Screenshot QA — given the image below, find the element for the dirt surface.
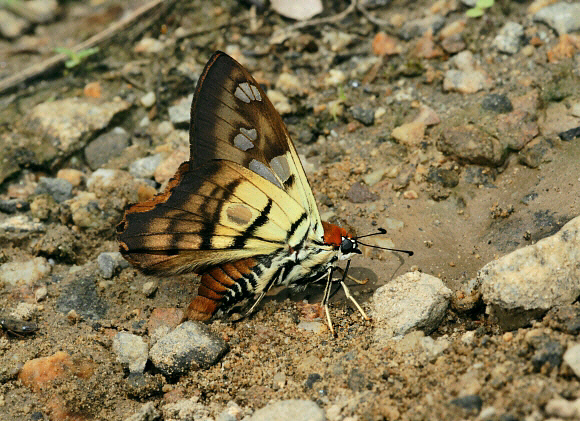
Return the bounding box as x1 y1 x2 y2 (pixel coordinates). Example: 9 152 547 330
1 0 580 420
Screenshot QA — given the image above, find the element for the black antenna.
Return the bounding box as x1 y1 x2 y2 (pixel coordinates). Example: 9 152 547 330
356 227 414 256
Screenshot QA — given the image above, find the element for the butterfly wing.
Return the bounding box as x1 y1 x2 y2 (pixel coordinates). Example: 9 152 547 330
118 159 311 274
189 52 324 240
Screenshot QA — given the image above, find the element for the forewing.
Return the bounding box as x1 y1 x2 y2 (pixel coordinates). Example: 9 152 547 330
117 161 310 275
189 51 324 240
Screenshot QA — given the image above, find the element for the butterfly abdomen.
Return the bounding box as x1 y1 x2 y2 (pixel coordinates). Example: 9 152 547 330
186 258 259 321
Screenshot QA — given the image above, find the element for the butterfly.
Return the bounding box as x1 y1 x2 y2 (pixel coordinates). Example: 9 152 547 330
117 51 409 335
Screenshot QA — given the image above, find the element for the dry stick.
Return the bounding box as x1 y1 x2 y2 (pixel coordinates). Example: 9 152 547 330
0 0 176 95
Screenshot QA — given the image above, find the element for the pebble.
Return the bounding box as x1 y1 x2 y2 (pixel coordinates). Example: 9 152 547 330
157 121 174 137
276 73 303 95
0 215 45 233
140 92 156 108
399 14 445 40
346 182 378 203
363 169 386 187
267 89 292 115
391 121 426 147
533 2 580 35
154 147 188 184
168 95 194 127
271 0 322 21
134 37 165 54
0 257 51 286
450 395 483 413
56 168 85 187
56 274 108 320
85 127 130 170
23 97 131 158
493 22 524 54
544 397 580 419
217 401 244 421
142 281 158 297
414 104 440 126
35 177 74 203
112 332 149 374
0 10 29 39
392 331 450 362
563 343 580 378
297 321 327 334
35 285 48 302
480 215 580 330
249 400 325 421
439 125 504 167
531 341 564 371
149 321 228 377
443 51 493 94
372 32 401 56
481 94 513 113
19 351 94 391
97 251 129 279
371 272 452 342
124 402 161 421
129 154 163 179
350 107 375 126
0 198 29 214
323 30 355 52
11 302 39 320
324 69 346 87
427 168 459 188
147 308 184 344
161 396 212 420
67 192 111 230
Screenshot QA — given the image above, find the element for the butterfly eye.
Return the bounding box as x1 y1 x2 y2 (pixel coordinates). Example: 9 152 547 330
340 237 354 253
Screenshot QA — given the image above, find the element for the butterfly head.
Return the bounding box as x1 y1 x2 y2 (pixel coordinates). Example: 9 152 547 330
322 222 361 260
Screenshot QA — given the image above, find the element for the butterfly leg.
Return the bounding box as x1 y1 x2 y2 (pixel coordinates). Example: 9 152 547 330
333 266 368 285
322 267 337 337
241 267 286 319
340 280 370 321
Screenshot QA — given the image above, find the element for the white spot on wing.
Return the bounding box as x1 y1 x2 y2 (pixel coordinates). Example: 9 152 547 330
270 155 291 183
240 127 257 141
250 85 262 101
235 86 251 103
249 159 282 188
234 133 254 151
239 82 255 100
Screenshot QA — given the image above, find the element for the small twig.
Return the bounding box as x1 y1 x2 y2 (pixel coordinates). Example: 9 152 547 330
0 0 177 95
356 2 393 29
270 0 358 44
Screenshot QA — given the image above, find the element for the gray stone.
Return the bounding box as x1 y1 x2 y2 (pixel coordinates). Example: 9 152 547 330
124 402 161 421
34 177 73 203
217 401 244 421
371 272 452 342
113 332 149 374
129 154 162 179
0 257 51 287
481 94 513 114
0 215 45 234
161 397 212 420
56 275 108 320
399 14 445 40
480 215 580 330
168 95 194 127
534 2 580 35
0 199 30 214
97 251 129 279
493 22 524 54
150 321 228 378
450 395 483 413
85 127 130 170
249 400 325 421
23 97 131 159
0 10 29 39
564 344 580 378
350 107 375 126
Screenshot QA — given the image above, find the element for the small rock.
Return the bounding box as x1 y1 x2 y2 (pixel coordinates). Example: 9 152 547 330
157 121 174 137
162 397 212 421
57 168 85 187
427 168 459 188
441 33 466 53
98 252 129 279
372 272 452 342
372 32 401 55
276 73 303 95
23 0 58 23
391 121 426 147
35 285 48 302
481 94 514 114
438 125 505 167
297 321 327 334
531 341 564 371
0 215 45 234
0 10 29 39
413 104 440 126
324 69 346 87
305 373 322 389
85 127 130 170
346 182 379 203
450 395 483 413
143 281 158 297
564 343 580 378
140 92 157 108
154 147 188 184
56 274 108 320
493 22 524 54
168 95 193 127
217 401 244 421
544 397 580 419
533 2 580 35
134 37 165 54
249 400 325 421
150 321 228 377
34 177 73 203
399 14 445 40
113 332 149 374
129 155 163 179
518 137 553 168
403 190 418 199
84 81 102 98
0 257 51 287
480 215 580 330
270 0 322 21
0 199 29 214
350 107 375 126
124 402 161 421
147 308 184 344
363 169 386 187
273 372 286 390
267 89 293 115
559 126 580 141
11 302 39 320
18 352 78 391
443 51 493 94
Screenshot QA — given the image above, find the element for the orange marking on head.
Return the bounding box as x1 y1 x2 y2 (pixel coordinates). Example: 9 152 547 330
321 221 349 247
